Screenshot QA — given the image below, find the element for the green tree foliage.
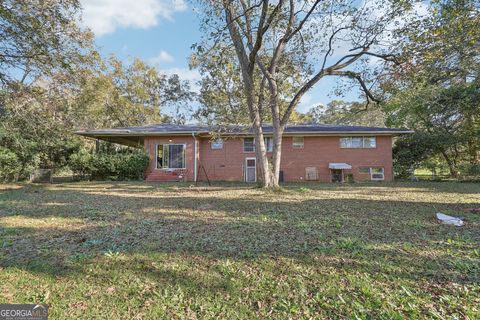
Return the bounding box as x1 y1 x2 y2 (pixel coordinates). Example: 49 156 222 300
0 54 193 179
0 0 194 181
382 0 480 177
0 146 21 181
392 0 479 85
0 28 193 180
304 100 387 126
0 88 82 178
0 0 92 87
393 132 451 178
75 56 194 129
0 0 91 179
192 43 307 125
68 150 93 178
386 82 479 177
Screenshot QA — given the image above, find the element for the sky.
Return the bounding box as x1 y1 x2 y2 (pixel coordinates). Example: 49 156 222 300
80 0 371 117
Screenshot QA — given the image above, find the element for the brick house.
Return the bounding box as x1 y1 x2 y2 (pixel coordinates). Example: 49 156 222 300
77 124 412 183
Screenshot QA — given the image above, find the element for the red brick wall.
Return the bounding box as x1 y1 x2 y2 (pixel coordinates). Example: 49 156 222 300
145 135 394 182
278 136 393 182
197 138 245 181
197 135 393 182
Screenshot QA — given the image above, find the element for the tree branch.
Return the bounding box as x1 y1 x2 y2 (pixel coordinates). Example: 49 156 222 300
328 70 379 103
284 0 323 42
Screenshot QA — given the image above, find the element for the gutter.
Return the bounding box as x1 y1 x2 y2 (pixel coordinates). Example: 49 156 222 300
192 132 198 182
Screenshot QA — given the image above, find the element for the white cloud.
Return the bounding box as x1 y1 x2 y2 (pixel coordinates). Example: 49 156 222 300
161 67 200 82
297 93 312 113
160 67 202 92
297 94 325 113
148 50 174 65
80 0 187 36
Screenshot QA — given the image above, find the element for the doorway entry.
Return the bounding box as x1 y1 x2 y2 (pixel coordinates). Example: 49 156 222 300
331 169 343 182
245 157 256 182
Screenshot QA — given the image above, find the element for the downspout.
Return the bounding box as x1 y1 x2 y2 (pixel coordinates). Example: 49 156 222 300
192 132 197 182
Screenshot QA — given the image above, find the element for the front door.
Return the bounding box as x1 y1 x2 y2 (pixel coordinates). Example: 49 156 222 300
245 158 256 182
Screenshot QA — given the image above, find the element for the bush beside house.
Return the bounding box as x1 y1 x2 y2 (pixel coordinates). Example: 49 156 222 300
69 150 150 181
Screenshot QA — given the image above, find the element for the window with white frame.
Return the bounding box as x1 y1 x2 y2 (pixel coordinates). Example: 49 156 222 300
211 139 224 149
264 137 273 152
156 144 186 169
243 137 273 152
359 167 384 180
292 136 304 148
370 167 384 180
340 137 376 148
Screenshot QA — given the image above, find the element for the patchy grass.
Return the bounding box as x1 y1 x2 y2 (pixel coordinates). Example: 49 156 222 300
0 181 479 319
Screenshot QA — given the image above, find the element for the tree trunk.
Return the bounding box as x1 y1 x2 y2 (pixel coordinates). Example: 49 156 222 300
270 123 283 188
267 76 283 188
222 2 273 187
441 150 458 178
252 123 272 187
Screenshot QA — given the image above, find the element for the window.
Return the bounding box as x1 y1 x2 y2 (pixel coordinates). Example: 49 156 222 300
211 139 224 150
243 137 273 152
156 144 186 169
340 137 376 148
363 137 376 148
370 167 384 180
246 159 256 167
243 138 255 152
351 137 363 148
359 167 384 180
264 137 273 152
340 137 350 148
292 136 304 148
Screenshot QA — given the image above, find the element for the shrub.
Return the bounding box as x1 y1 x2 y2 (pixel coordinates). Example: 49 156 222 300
0 147 21 181
69 150 93 178
69 149 149 180
90 153 119 180
459 163 480 177
117 152 150 180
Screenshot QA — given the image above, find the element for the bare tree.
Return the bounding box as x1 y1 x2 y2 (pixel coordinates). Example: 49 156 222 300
196 0 407 187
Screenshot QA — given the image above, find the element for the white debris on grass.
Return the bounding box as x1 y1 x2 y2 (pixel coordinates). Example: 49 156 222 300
436 212 464 227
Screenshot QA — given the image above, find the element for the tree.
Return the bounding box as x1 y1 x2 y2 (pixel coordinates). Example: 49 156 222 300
0 1 194 179
393 131 459 178
192 42 309 124
382 0 480 177
0 0 93 178
0 55 194 179
195 0 408 187
0 0 92 88
304 100 387 126
385 82 479 177
74 56 194 129
0 87 83 177
390 0 479 86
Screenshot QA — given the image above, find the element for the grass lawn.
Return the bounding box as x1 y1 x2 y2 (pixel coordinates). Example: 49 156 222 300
1 181 479 319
